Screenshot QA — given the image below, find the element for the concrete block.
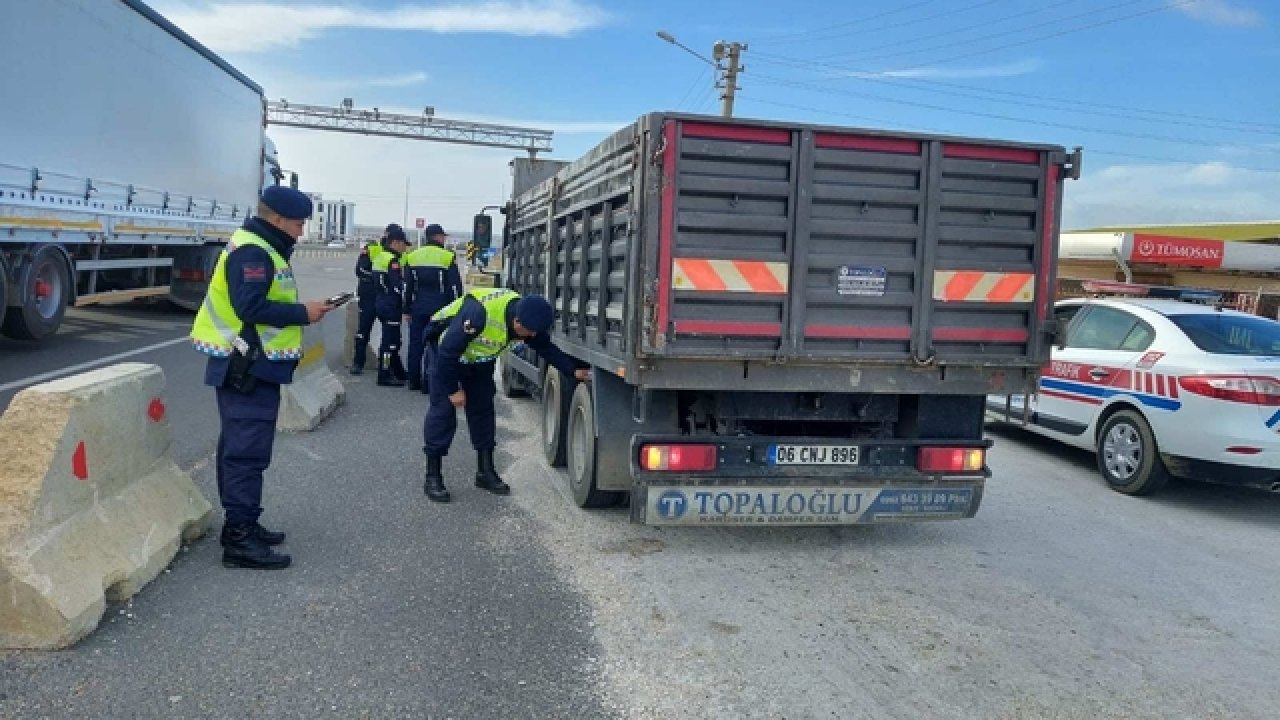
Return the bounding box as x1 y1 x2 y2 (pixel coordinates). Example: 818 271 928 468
278 317 345 432
0 363 212 650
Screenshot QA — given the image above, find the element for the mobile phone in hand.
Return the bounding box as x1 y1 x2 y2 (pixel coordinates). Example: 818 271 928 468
326 292 354 307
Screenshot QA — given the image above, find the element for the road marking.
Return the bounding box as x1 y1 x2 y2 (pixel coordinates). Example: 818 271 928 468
0 336 189 394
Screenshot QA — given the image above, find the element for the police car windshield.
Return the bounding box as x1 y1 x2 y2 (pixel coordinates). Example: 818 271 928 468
1169 313 1280 356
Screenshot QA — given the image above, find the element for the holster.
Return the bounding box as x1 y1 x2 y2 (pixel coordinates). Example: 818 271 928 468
224 339 261 394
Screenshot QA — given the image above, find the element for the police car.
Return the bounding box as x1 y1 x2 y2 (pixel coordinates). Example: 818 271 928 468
987 283 1280 495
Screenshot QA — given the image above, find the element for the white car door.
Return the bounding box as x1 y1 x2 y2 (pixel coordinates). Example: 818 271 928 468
1036 304 1157 443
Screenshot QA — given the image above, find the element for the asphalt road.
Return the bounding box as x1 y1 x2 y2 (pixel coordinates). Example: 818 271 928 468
2 250 1278 719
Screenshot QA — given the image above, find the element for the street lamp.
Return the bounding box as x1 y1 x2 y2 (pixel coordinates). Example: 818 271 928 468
655 30 716 66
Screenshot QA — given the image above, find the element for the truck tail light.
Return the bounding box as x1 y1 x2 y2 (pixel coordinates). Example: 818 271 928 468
1179 375 1280 406
640 444 717 472
917 447 985 474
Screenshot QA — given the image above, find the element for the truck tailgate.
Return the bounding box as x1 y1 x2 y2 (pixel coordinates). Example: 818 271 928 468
646 115 1070 367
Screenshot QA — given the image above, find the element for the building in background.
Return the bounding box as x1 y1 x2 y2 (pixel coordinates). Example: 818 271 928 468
1058 221 1280 318
302 193 356 245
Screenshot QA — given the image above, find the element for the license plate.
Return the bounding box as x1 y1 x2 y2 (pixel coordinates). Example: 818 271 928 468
644 486 977 526
769 444 859 466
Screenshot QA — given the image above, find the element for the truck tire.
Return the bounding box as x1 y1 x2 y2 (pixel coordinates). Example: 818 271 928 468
1097 409 1170 496
541 368 571 467
566 382 621 508
499 356 527 398
3 246 71 341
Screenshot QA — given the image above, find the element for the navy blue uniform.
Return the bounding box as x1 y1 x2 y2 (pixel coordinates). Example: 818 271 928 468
376 251 406 365
424 298 578 456
404 248 463 390
351 243 378 371
204 217 308 526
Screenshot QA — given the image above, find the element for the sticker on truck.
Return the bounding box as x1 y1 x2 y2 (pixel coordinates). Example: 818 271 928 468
836 265 887 297
644 486 977 526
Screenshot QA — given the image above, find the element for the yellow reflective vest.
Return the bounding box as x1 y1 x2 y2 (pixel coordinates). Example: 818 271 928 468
190 229 302 361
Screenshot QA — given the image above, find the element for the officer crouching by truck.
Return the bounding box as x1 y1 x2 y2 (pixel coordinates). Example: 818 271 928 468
421 289 588 502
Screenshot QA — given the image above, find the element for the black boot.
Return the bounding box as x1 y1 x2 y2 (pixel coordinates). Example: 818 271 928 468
351 338 368 375
221 523 291 569
377 353 404 387
220 522 285 547
390 354 408 383
407 377 422 392
424 455 450 502
475 450 510 495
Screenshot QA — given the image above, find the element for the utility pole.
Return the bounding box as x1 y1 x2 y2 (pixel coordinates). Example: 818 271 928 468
713 41 746 118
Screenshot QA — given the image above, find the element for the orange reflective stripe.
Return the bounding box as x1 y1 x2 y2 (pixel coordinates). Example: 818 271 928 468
934 270 1036 303
733 260 787 294
675 259 727 291
672 258 789 294
943 271 984 301
987 273 1034 302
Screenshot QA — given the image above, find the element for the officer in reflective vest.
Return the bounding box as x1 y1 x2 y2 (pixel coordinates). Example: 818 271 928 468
421 289 588 502
190 186 332 569
349 224 393 375
372 226 410 386
402 223 463 393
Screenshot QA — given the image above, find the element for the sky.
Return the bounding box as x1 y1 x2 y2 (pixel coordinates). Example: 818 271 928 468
150 0 1280 234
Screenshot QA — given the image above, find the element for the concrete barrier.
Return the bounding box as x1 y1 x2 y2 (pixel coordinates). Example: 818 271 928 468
278 317 345 432
0 363 212 650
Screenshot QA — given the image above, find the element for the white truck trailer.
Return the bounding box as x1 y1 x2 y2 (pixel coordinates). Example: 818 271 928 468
0 0 275 340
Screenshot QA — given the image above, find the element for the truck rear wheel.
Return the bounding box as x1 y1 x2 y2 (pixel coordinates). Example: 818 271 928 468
566 381 621 508
541 368 571 467
3 246 71 340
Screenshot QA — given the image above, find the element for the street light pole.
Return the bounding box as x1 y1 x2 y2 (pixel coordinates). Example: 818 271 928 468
657 31 746 118
714 41 746 118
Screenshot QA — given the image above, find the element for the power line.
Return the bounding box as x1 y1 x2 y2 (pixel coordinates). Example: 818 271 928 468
757 0 939 45
739 96 1280 175
750 56 1280 136
675 67 712 110
808 0 1078 61
870 0 1205 74
749 71 1280 155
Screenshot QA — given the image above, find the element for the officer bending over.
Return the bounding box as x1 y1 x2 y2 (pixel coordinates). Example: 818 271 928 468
422 289 587 502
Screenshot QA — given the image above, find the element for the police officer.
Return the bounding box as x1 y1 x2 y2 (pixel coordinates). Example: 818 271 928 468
402 223 463 393
349 224 393 374
191 186 332 569
421 289 588 502
372 226 410 386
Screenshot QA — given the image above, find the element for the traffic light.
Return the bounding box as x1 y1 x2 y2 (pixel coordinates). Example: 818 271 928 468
472 213 493 250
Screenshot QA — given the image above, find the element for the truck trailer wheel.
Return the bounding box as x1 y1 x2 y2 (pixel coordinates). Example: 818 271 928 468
566 382 621 508
0 254 10 326
3 246 71 340
541 368 572 467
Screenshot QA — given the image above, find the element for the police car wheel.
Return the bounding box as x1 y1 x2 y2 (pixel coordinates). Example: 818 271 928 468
566 382 617 508
541 368 570 467
1096 409 1169 496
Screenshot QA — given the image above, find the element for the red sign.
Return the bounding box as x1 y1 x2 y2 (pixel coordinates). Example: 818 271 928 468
1130 234 1224 268
415 217 425 229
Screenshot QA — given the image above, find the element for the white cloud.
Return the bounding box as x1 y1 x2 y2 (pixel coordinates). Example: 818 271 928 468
1063 161 1280 229
365 72 430 88
864 59 1044 80
153 1 610 53
1173 0 1264 27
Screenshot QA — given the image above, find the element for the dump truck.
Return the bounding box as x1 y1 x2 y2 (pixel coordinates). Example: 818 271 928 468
499 112 1080 526
0 0 276 340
